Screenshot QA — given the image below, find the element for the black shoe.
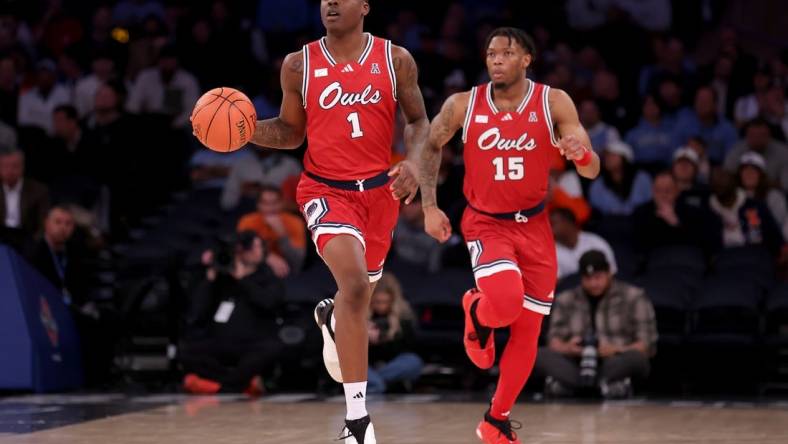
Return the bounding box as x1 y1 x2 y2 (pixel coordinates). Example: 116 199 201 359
314 298 342 382
600 378 633 399
338 415 376 444
477 409 522 443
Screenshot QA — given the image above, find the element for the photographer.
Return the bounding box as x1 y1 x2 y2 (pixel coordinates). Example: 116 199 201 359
535 251 657 399
180 231 285 395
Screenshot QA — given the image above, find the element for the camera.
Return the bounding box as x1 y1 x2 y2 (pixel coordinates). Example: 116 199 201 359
211 234 237 276
579 331 598 388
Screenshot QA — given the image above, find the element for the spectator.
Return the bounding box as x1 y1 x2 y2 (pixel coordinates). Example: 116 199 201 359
0 119 16 151
17 60 72 135
709 169 784 255
181 232 285 395
112 0 166 27
535 250 657 399
367 274 423 394
724 118 788 193
31 205 116 386
30 205 88 306
190 147 254 191
551 208 617 279
394 196 445 273
589 141 653 216
547 171 591 227
736 152 788 236
639 36 696 98
237 185 306 277
672 86 738 164
125 45 200 129
763 84 788 140
683 136 712 184
625 94 676 167
707 55 735 119
655 76 693 126
592 70 636 131
0 149 49 237
74 51 116 118
733 68 772 127
221 149 302 211
0 57 18 125
579 99 621 154
672 146 710 210
633 171 721 255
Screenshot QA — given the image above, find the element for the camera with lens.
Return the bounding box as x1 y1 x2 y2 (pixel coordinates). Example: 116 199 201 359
579 331 598 388
211 234 238 276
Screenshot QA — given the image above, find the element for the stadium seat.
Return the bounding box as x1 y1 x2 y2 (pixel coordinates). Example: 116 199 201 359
711 246 776 292
690 276 761 338
645 245 706 276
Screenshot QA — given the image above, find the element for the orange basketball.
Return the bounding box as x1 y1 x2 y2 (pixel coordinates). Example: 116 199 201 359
191 87 257 152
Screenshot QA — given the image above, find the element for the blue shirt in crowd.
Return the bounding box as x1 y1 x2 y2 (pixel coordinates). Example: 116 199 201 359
625 118 676 165
589 171 653 216
672 113 738 164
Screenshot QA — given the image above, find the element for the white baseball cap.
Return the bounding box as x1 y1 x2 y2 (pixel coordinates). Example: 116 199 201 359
673 146 700 166
604 140 634 162
740 151 766 171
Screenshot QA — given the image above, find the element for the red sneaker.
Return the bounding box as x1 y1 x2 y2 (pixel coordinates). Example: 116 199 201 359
462 289 495 369
244 376 264 398
476 411 522 444
183 373 221 394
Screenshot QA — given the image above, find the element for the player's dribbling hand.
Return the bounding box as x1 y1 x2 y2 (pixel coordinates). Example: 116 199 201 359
424 206 452 243
558 134 588 162
388 160 419 204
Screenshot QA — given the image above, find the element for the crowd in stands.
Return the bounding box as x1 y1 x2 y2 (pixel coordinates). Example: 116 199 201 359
1 0 787 394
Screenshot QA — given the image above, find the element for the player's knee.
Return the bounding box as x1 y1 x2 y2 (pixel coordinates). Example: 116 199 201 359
336 274 370 312
480 280 523 327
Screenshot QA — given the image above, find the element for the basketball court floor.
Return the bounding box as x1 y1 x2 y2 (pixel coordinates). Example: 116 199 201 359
1 394 787 443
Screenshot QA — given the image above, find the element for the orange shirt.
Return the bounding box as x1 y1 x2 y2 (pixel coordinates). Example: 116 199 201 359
548 187 591 226
237 211 307 256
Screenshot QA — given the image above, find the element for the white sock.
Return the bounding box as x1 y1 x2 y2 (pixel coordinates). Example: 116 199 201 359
331 309 336 331
343 381 368 420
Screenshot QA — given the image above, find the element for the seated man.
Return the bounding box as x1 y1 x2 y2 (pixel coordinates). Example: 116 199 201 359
0 148 49 253
236 185 306 277
551 207 617 279
181 232 286 395
633 171 722 256
535 251 657 398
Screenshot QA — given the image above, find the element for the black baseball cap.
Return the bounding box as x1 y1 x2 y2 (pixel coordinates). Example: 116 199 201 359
579 250 610 276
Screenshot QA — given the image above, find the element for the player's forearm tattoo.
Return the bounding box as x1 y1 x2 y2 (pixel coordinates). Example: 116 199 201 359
251 118 299 148
395 53 430 166
420 104 455 208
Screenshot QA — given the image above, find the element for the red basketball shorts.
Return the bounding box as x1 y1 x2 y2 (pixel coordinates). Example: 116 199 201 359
296 173 399 282
461 208 558 314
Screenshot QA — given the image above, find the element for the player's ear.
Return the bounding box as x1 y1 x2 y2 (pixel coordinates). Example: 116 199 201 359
522 53 533 70
362 0 370 17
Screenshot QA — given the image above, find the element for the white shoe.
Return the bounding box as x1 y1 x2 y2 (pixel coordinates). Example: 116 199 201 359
339 416 376 444
314 298 343 383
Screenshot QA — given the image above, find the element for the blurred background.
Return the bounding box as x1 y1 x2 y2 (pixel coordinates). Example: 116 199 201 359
0 0 787 399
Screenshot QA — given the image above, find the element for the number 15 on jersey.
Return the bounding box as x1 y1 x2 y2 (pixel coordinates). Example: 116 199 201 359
493 156 524 181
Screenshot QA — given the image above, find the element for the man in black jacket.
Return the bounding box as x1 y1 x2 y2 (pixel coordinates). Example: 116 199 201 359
180 231 286 395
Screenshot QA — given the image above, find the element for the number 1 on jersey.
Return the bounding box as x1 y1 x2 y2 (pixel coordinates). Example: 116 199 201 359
493 157 524 181
347 112 364 139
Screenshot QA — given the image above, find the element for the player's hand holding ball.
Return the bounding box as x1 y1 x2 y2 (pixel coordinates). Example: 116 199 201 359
424 205 452 243
191 87 257 152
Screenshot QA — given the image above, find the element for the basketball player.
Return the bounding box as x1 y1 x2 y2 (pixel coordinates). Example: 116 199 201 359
419 28 600 443
248 1 429 442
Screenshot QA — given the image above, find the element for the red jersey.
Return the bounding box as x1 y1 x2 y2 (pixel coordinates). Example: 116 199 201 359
462 81 560 214
301 33 397 180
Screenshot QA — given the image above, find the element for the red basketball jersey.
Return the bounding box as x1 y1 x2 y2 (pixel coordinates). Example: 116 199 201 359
462 81 560 213
301 34 397 180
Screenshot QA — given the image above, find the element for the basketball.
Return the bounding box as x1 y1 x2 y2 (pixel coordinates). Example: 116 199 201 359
191 87 257 152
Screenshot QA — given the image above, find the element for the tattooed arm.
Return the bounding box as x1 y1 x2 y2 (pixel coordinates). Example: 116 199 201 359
550 88 600 179
388 45 430 203
249 51 307 150
420 92 468 242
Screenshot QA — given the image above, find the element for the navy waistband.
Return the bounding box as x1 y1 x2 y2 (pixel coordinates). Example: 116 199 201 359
468 200 546 223
305 170 390 192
